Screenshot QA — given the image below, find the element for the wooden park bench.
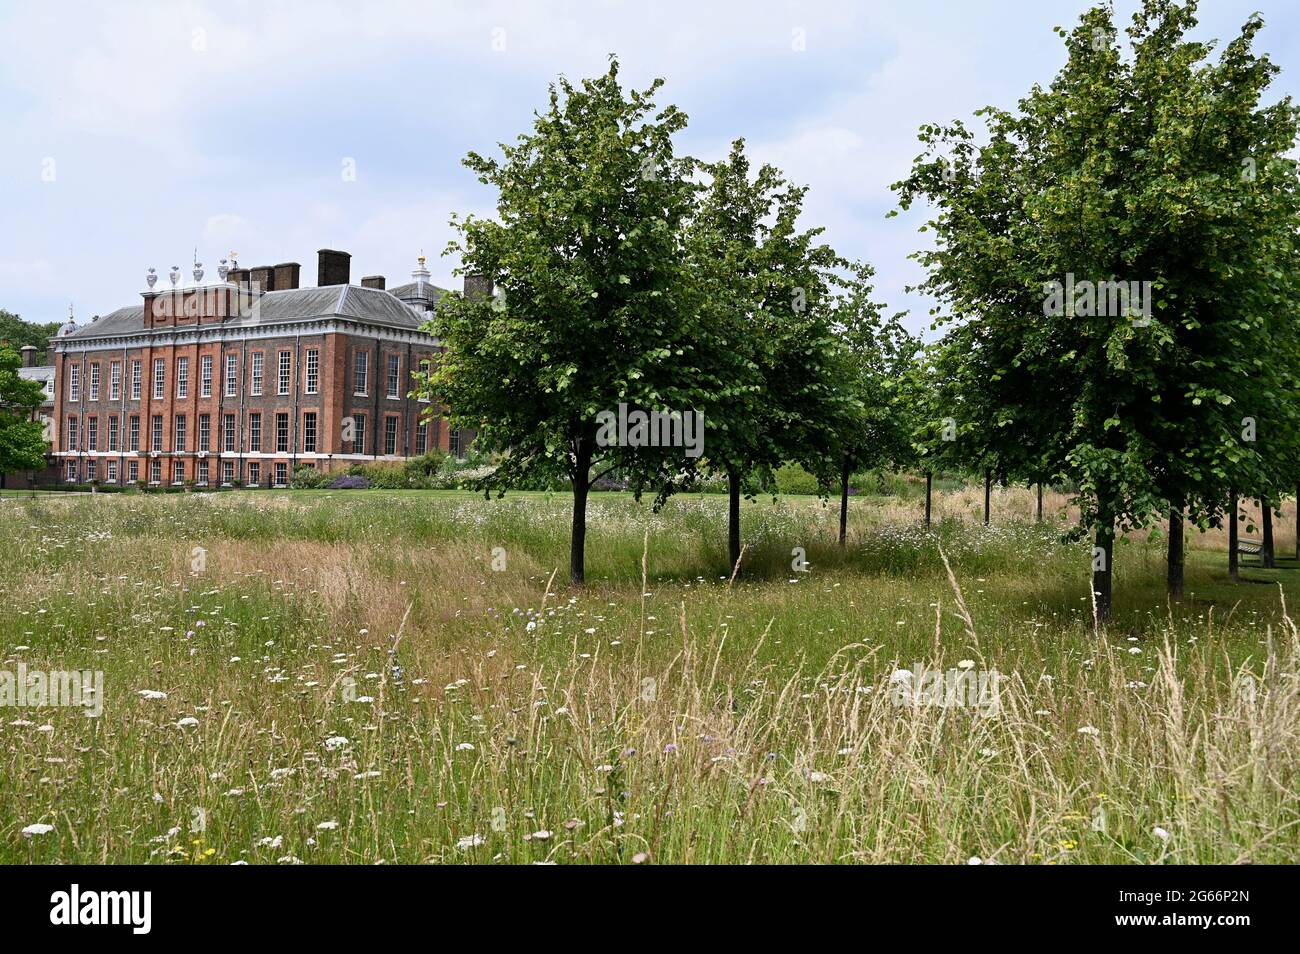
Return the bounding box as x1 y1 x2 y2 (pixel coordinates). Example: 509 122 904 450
1236 540 1264 564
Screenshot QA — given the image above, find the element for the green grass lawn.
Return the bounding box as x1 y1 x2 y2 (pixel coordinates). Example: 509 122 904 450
1 488 1297 863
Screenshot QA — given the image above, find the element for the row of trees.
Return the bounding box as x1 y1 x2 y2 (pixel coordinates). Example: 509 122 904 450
420 58 916 584
895 0 1300 620
423 1 1300 622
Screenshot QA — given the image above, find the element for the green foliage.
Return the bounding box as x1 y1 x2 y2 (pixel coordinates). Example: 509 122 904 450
0 346 49 477
687 139 848 492
424 58 706 501
0 310 59 352
772 462 821 496
821 262 920 482
290 465 328 490
894 0 1300 610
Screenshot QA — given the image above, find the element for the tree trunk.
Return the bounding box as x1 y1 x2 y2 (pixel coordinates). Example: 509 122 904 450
1262 495 1275 569
727 467 742 575
983 469 991 526
569 439 593 586
1036 483 1044 523
924 471 933 527
1166 506 1184 601
1093 514 1115 626
838 459 850 547
1295 483 1299 561
1228 490 1239 582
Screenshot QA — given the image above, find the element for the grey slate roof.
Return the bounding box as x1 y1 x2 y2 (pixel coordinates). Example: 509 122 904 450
18 366 55 405
61 284 437 340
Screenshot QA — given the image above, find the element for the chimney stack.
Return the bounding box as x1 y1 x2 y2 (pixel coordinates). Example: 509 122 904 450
361 275 386 290
464 275 493 300
249 266 276 293
273 262 301 290
20 345 37 368
227 267 250 290
317 249 351 287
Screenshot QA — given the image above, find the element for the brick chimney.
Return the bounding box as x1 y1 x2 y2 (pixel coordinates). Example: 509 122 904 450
317 249 351 287
227 267 250 289
273 262 301 290
249 266 276 293
361 275 386 290
20 345 37 368
464 275 493 300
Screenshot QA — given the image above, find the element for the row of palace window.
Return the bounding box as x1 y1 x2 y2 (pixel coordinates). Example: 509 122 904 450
66 350 313 401
66 349 433 404
63 411 446 458
65 456 292 488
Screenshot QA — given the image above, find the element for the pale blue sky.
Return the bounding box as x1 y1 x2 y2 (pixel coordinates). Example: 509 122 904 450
3 0 1297 338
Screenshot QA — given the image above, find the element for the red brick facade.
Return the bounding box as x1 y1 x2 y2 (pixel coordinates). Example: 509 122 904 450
52 279 472 487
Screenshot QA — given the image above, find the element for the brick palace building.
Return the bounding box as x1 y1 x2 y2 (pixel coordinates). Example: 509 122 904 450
50 249 478 488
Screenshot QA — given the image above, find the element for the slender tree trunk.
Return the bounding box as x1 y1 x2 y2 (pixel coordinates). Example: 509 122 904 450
838 459 850 547
983 469 991 526
1036 483 1044 523
1093 509 1115 625
569 439 593 586
1228 490 1239 582
1262 495 1276 568
727 467 742 575
1167 505 1184 601
924 471 932 527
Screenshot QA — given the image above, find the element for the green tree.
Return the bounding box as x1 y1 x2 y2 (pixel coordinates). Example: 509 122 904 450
420 59 710 585
0 310 59 354
894 0 1300 620
0 347 49 483
820 263 917 544
687 140 845 572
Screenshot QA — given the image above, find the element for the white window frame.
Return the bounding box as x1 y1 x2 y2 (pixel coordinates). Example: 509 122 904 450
354 351 368 396
386 354 400 399
384 416 398 455
305 349 319 395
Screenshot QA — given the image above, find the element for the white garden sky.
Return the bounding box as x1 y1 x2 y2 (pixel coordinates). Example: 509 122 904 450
3 0 1297 339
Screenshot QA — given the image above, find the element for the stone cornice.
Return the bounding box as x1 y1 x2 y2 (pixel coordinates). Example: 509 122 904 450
54 317 441 354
